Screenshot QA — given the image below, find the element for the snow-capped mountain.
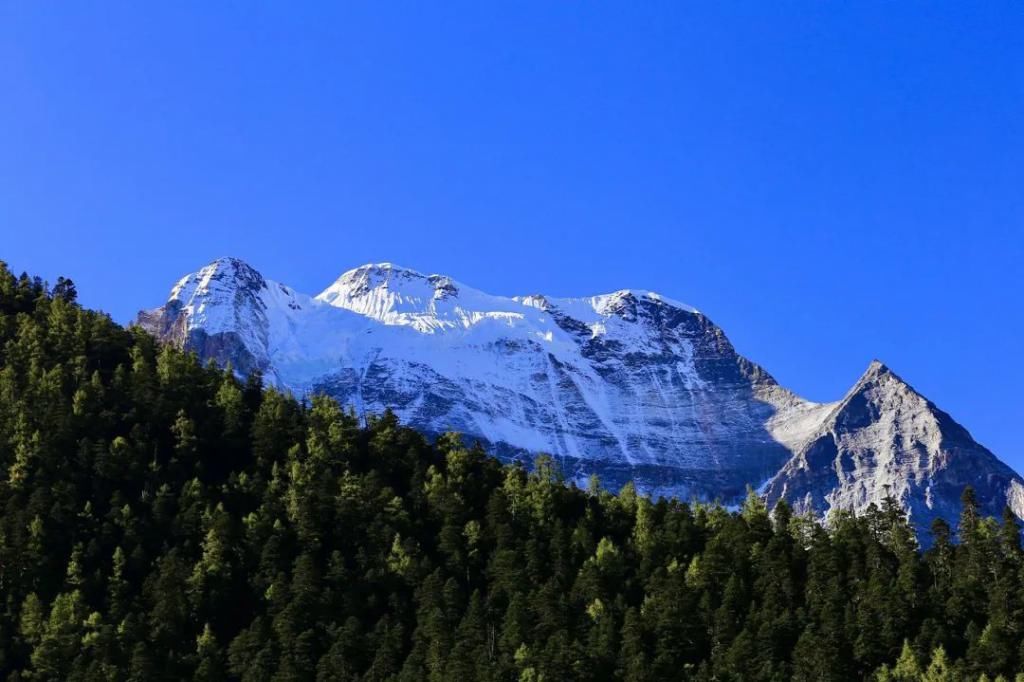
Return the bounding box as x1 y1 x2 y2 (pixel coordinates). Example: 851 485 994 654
138 258 1024 530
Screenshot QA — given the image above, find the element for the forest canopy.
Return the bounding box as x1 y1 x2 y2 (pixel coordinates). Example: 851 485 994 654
0 260 1021 681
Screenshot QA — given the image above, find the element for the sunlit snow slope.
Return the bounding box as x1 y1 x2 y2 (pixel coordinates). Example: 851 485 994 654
138 258 1024 530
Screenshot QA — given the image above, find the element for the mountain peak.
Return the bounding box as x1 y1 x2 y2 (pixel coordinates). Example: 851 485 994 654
346 262 423 277
333 262 430 282
199 256 265 282
169 257 266 303
866 357 888 373
314 263 466 327
827 360 925 432
601 289 698 314
862 358 892 379
846 359 920 401
208 255 258 270
763 355 1024 532
318 263 444 298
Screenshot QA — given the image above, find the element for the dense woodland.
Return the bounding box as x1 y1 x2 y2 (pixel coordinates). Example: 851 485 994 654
1 261 1023 681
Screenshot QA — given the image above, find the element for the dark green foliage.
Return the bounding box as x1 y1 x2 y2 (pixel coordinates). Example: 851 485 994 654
0 260 1022 681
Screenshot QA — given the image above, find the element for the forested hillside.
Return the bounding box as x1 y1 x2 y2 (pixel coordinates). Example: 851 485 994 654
1 260 1023 681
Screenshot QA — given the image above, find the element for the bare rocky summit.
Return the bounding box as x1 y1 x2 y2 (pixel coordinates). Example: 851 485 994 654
763 360 1024 531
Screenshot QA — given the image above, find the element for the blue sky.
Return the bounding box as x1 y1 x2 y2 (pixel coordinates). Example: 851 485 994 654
2 3 1022 469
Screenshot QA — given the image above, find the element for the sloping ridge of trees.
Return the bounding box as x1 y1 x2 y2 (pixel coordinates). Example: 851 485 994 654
0 260 1022 682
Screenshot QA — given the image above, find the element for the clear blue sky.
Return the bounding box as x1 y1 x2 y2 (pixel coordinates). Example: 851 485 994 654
2 3 1021 468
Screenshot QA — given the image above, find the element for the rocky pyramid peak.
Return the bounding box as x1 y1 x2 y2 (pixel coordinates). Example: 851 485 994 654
862 358 891 378
762 357 1023 534
825 360 938 435
850 359 903 389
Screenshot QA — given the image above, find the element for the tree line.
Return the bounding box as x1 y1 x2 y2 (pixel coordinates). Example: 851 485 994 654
0 260 1022 681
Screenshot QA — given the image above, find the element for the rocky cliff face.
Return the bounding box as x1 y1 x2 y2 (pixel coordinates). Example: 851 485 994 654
138 258 1024 531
